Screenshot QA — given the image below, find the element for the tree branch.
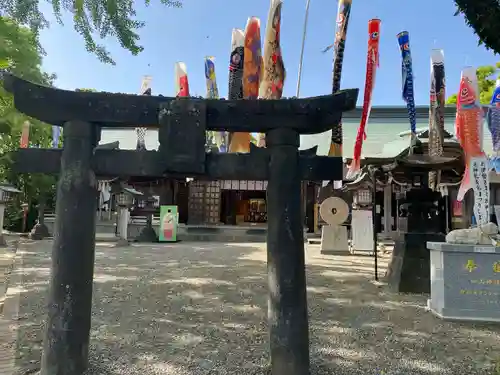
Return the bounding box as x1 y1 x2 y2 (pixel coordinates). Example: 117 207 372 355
454 0 500 54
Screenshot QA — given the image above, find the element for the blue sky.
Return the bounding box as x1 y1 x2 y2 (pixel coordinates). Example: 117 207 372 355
39 0 498 105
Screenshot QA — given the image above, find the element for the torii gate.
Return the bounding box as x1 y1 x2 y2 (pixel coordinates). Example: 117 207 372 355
4 73 357 375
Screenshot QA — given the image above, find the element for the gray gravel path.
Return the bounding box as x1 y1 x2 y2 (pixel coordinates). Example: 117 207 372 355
4 240 500 374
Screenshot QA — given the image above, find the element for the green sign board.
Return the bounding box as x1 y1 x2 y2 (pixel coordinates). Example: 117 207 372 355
159 205 178 242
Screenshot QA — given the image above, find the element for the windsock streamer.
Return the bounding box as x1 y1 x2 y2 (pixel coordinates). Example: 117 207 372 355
229 18 262 153
258 0 285 147
227 28 245 151
52 125 60 148
428 49 446 190
20 120 30 148
455 67 489 226
204 56 226 151
205 56 219 98
346 19 380 180
487 79 500 153
397 31 417 152
135 75 152 151
175 62 190 97
327 0 353 173
455 67 489 209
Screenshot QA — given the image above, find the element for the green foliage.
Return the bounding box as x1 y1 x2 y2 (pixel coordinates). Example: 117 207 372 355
1 0 182 64
0 16 56 230
454 0 500 54
446 62 500 105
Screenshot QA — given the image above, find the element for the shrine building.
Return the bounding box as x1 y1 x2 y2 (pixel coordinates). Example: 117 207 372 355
44 105 497 240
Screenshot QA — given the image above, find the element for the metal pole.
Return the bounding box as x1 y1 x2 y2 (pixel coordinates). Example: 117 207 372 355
296 0 311 97
372 170 378 281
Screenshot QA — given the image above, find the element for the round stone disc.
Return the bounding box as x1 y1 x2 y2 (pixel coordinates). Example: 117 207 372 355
320 197 349 225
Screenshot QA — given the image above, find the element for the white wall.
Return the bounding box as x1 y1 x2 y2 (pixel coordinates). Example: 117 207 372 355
100 129 159 150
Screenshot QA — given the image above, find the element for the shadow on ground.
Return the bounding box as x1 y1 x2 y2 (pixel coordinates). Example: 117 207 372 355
8 240 500 375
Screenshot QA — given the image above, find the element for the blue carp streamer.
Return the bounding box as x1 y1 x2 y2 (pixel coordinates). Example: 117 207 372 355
397 31 417 147
488 82 500 173
487 82 500 152
204 57 226 151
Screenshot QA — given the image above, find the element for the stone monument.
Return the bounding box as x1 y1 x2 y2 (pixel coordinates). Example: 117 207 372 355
427 241 500 322
320 196 349 255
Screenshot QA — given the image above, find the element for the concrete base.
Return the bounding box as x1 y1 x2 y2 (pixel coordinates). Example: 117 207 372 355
0 234 6 247
320 225 349 255
115 238 130 247
427 242 500 322
428 303 500 323
29 223 50 240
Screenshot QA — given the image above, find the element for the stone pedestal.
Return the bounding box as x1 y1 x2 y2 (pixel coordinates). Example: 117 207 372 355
351 209 374 254
116 207 129 246
427 242 500 322
386 232 445 293
320 225 349 255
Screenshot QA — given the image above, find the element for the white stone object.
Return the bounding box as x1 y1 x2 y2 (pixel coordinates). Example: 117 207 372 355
445 222 498 245
427 241 500 322
320 225 349 255
319 197 349 225
118 207 129 241
351 209 374 253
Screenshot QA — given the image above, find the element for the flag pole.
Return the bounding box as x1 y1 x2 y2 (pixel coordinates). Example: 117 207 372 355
296 0 311 97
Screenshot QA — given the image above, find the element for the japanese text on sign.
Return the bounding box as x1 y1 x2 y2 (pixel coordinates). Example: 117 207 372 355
470 157 490 226
464 260 500 273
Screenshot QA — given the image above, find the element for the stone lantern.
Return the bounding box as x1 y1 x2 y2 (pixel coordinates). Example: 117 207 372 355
115 187 142 246
353 188 372 208
0 184 22 246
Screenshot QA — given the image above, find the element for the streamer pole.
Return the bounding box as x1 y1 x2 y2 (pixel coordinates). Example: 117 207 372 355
296 0 312 97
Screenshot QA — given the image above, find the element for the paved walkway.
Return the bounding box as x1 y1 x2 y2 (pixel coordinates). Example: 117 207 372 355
2 241 500 374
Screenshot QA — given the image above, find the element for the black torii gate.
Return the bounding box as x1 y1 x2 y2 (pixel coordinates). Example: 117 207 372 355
4 74 358 375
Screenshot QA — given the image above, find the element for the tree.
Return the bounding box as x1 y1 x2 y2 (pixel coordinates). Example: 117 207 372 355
1 0 182 64
1 16 56 230
454 0 500 54
446 62 500 105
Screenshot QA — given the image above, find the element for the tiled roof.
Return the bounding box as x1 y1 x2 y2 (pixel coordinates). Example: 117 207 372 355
301 105 494 157
99 105 494 157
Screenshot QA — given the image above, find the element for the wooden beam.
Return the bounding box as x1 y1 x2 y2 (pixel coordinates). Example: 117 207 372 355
3 74 358 133
13 149 344 181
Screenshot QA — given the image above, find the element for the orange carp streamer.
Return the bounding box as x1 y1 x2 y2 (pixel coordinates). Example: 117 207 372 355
346 19 380 179
456 67 485 201
229 17 262 153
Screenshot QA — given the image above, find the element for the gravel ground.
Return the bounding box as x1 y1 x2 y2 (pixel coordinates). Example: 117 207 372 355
5 240 500 375
0 238 19 310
